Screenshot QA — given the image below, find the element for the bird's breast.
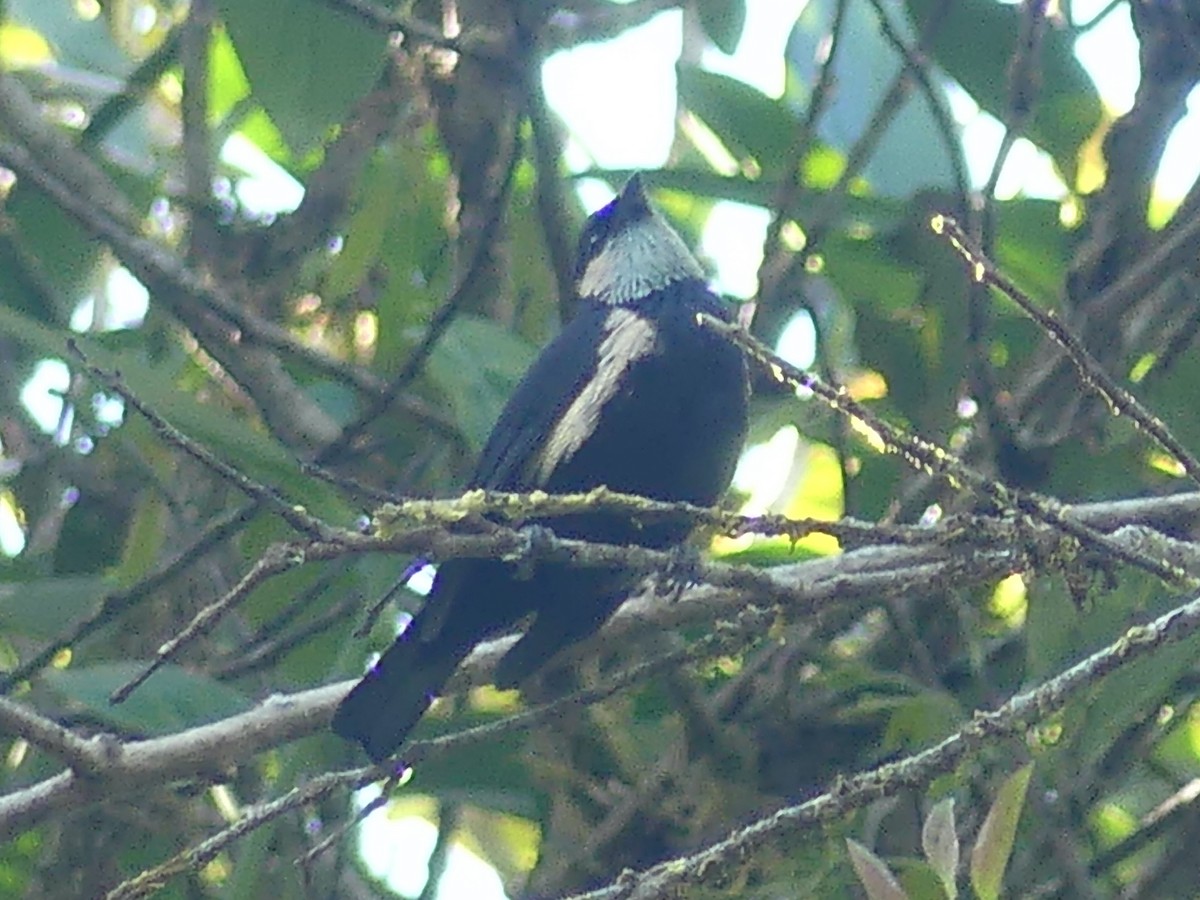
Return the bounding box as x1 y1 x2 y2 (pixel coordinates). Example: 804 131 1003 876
542 294 748 548
535 307 659 483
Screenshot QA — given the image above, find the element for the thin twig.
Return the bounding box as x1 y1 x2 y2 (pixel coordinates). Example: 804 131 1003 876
760 0 850 261
68 341 334 541
0 502 259 694
5 499 1197 838
564 588 1200 899
933 214 1200 491
80 31 181 146
109 543 308 703
107 605 771 898
212 594 364 680
700 313 1196 589
313 128 524 464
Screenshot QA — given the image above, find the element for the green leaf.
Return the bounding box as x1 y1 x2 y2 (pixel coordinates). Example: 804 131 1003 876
112 492 168 586
427 316 538 454
905 0 1101 180
1 186 104 318
101 351 350 523
881 691 962 753
214 0 387 155
0 576 108 639
405 710 543 819
970 763 1033 900
993 199 1071 303
677 67 797 174
697 0 747 55
208 26 251 121
44 662 253 736
0 303 351 523
847 838 910 900
921 797 959 899
893 858 957 900
1070 611 1200 785
8 0 132 76
0 303 74 359
324 150 409 300
787 0 959 197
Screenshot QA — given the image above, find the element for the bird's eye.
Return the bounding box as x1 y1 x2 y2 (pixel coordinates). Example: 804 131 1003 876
579 223 605 259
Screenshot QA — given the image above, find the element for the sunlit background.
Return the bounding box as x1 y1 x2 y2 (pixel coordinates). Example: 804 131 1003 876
5 0 1200 895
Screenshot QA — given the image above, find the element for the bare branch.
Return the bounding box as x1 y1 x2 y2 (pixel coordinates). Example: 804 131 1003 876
934 214 1200 491
564 588 1200 899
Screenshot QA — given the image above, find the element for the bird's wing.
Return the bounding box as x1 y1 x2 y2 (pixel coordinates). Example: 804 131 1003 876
472 304 657 491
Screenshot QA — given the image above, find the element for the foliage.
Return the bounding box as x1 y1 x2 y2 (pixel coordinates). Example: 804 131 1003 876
2 1 1200 898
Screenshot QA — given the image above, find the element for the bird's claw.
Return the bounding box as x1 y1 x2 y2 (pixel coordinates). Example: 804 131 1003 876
511 523 556 580
655 543 702 602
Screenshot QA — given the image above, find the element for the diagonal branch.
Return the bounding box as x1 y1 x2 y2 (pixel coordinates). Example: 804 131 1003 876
563 587 1200 900
3 492 1199 838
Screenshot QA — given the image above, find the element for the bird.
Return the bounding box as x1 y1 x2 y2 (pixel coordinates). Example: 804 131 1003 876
332 173 750 762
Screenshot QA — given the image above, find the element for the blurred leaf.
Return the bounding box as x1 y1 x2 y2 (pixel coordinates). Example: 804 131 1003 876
786 0 959 197
714 538 826 567
1024 577 1081 680
306 379 360 429
238 558 393 685
881 691 962 753
0 302 73 357
427 315 538 454
366 143 451 370
214 0 386 155
8 0 131 75
208 26 251 120
993 199 1071 303
508 178 566 343
1070 615 1200 786
405 711 543 819
0 23 53 68
44 662 252 736
1152 712 1200 783
1027 570 1161 706
821 234 923 314
970 763 1032 900
893 858 957 900
102 353 350 522
229 106 294 169
114 490 168 586
905 0 1101 180
677 67 797 174
324 149 409 300
2 186 105 317
921 797 958 899
847 838 909 900
0 576 107 639
457 806 541 888
697 0 747 55
0 303 351 524
1138 349 1200 470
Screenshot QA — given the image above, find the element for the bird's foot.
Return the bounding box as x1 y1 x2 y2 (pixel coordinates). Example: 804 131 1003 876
510 523 557 580
655 543 703 602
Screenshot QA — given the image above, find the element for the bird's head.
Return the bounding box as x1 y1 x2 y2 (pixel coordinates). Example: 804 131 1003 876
574 174 704 305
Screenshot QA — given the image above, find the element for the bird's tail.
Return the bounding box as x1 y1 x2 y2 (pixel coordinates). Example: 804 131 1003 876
332 630 469 763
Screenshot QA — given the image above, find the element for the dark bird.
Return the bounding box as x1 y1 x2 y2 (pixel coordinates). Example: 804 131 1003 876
332 174 749 762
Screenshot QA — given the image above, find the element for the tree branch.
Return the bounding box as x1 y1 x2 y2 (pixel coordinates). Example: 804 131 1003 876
6 489 1197 837
564 588 1200 899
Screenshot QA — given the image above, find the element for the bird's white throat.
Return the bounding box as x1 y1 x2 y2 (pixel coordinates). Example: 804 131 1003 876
578 216 704 305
